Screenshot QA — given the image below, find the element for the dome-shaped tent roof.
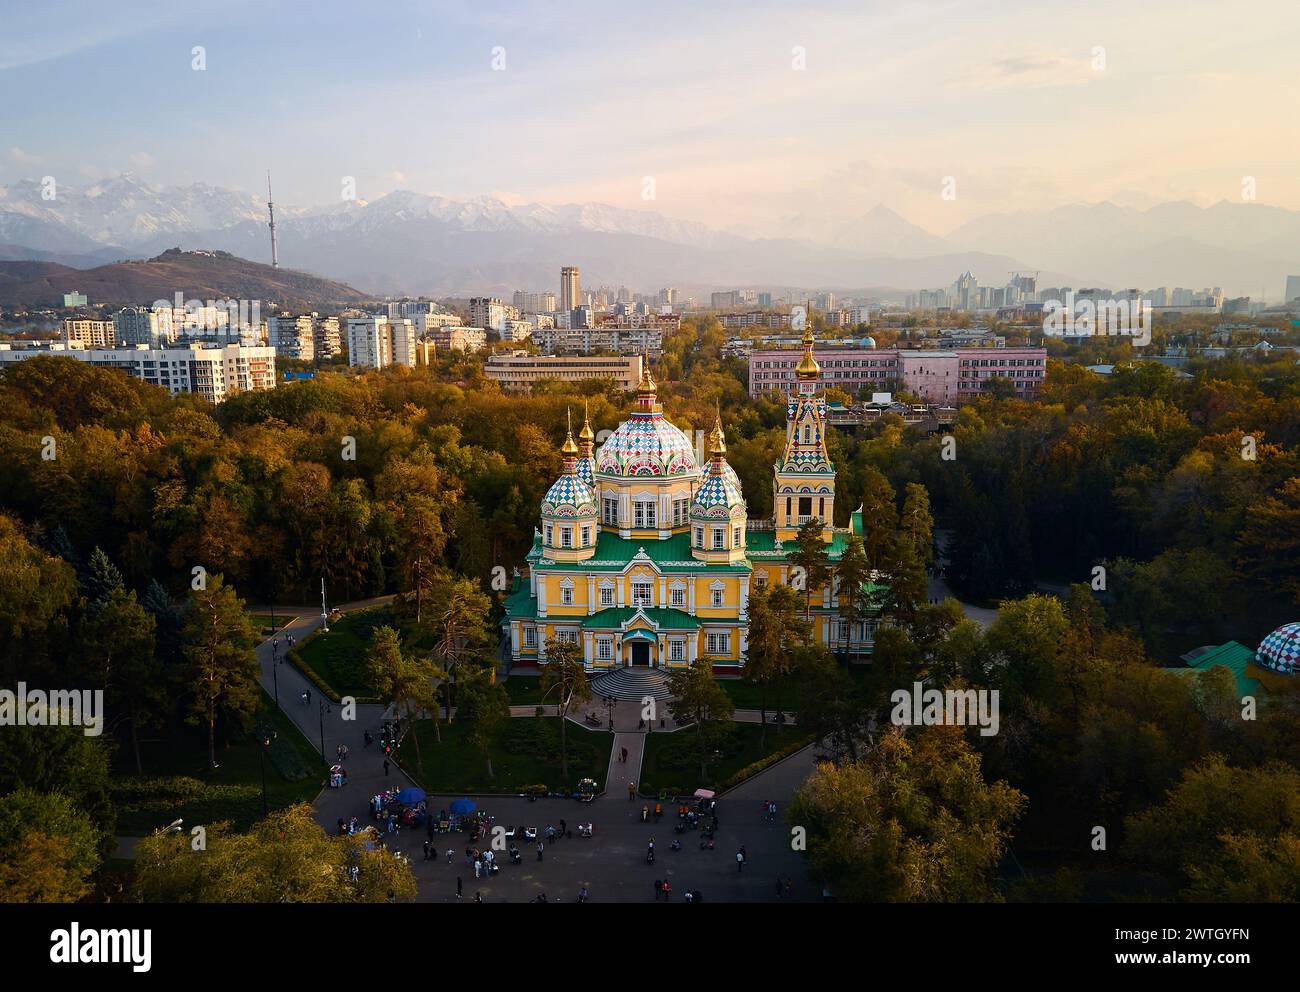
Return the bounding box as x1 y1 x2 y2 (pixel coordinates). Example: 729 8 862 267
1257 621 1300 674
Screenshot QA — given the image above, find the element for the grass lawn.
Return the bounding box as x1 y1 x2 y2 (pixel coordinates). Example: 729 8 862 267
111 690 324 834
716 676 801 711
292 606 396 699
717 662 871 710
249 612 286 636
398 716 613 794
639 722 812 797
502 675 545 706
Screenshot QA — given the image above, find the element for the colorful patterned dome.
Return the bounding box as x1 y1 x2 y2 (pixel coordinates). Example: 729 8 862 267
1257 622 1300 674
595 412 699 478
691 469 745 518
575 455 596 487
541 473 596 519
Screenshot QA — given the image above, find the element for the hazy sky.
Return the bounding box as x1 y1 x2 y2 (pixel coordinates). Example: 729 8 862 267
3 0 1298 235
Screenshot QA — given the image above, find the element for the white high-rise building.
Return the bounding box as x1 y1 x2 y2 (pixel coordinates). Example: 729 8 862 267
346 316 392 368
468 297 508 333
267 313 317 362
114 306 175 348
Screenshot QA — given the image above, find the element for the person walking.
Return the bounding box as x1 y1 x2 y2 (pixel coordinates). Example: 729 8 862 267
736 848 745 872
456 877 463 900
423 839 431 861
383 758 390 777
537 841 544 861
446 847 454 864
475 891 482 904
628 781 635 800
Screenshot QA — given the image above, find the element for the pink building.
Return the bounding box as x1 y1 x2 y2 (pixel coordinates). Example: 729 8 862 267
749 346 1045 403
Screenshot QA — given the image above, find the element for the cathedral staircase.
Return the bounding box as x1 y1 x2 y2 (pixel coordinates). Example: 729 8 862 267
591 667 673 702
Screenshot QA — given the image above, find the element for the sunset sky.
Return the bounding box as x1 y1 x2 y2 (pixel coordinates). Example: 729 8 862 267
4 0 1298 235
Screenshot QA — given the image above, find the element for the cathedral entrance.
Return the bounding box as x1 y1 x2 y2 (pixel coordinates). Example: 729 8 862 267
631 642 651 667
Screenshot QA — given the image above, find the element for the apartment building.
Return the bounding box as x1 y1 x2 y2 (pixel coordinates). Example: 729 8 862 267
61 319 116 348
0 342 276 402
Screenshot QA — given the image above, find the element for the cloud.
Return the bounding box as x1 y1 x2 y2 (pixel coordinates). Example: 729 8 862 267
950 54 1098 91
8 146 40 165
129 151 155 168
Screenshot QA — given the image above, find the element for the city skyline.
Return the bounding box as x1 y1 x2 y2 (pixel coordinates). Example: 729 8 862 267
4 0 1300 241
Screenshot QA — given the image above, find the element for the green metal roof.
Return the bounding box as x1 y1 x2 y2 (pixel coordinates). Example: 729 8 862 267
1169 641 1263 698
583 607 703 630
532 530 752 573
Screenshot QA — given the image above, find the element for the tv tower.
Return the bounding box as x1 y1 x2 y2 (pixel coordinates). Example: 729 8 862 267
266 171 279 269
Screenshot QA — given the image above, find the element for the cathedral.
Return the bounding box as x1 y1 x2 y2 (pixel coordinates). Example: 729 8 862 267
503 328 879 674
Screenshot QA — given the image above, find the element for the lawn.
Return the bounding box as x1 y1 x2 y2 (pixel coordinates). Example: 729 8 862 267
716 676 801 711
716 663 871 710
111 690 324 834
249 612 287 637
397 716 613 795
292 606 396 699
638 722 812 797
502 675 545 706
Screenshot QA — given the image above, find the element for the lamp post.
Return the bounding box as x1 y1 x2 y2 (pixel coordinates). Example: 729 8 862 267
318 699 331 770
271 642 280 708
605 695 615 731
256 725 277 817
320 577 330 633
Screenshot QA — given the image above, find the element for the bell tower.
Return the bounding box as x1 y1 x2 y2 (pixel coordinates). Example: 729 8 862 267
773 322 835 542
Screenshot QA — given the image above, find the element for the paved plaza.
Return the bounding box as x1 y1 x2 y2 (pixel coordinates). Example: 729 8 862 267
252 600 818 903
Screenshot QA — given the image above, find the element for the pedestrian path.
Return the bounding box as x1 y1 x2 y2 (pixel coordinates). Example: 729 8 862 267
607 731 645 799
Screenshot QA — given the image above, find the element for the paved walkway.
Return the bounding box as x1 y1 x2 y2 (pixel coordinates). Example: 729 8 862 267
250 596 420 835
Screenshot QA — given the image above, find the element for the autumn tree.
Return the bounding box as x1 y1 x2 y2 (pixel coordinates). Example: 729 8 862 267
132 803 417 903
539 637 592 781
666 658 736 779
182 573 260 769
789 725 1026 902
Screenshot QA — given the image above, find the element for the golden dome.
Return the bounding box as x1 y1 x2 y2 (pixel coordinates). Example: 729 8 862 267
636 362 657 396
708 405 727 457
796 329 821 379
561 408 579 456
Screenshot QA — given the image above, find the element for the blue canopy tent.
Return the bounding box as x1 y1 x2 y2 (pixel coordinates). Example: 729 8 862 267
449 798 476 814
394 787 426 805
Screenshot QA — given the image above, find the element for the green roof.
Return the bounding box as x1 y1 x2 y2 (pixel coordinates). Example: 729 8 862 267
1169 641 1263 698
532 530 751 573
744 528 853 561
583 607 703 630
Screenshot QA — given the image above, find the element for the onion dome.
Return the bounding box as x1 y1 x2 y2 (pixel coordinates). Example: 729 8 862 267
542 410 596 518
595 364 699 478
691 412 745 519
575 399 597 486
795 324 821 380
861 336 876 348
541 473 595 518
1257 621 1300 674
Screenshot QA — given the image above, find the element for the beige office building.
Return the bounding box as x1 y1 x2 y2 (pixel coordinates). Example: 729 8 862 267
561 266 581 311
484 352 643 392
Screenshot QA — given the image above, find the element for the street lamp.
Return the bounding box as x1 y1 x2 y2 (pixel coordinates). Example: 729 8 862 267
318 699 331 770
271 642 280 708
256 725 278 817
320 577 330 632
605 695 615 731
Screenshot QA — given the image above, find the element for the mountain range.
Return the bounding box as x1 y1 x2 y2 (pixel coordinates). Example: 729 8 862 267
0 249 366 311
2 174 1297 300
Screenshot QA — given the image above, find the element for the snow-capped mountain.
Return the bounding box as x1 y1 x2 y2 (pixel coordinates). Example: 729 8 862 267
2 174 1297 297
